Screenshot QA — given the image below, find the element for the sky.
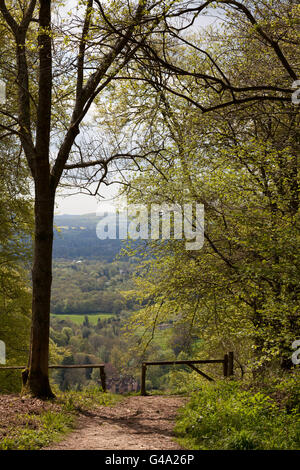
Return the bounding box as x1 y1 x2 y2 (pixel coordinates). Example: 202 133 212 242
55 184 120 215
55 3 220 216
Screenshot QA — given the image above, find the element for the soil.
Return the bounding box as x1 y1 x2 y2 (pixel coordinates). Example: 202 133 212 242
45 395 186 450
0 394 61 440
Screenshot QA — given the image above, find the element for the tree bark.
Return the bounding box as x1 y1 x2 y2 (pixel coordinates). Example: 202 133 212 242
22 177 55 398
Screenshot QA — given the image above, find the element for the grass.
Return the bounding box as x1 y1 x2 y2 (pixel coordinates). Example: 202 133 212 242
51 313 114 325
175 374 300 450
0 387 121 450
0 410 75 450
57 386 121 412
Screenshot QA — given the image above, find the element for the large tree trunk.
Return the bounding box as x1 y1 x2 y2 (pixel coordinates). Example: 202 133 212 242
22 180 55 398
21 0 55 398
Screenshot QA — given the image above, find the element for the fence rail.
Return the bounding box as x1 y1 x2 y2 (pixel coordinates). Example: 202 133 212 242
1 353 235 397
0 364 106 392
140 352 234 396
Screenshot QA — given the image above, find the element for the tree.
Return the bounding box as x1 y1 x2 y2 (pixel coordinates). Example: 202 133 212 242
0 0 298 397
98 1 299 372
0 131 33 392
56 353 74 391
0 0 175 398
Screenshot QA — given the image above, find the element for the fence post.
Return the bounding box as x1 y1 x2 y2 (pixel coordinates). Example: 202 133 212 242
100 365 106 392
223 353 229 377
141 363 147 396
228 351 234 377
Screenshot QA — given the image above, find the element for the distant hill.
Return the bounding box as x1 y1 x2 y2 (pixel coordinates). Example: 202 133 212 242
53 213 123 261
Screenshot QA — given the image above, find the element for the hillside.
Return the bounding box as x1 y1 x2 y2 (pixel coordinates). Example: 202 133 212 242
53 213 123 261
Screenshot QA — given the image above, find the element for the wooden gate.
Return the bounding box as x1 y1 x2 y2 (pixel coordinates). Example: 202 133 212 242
140 352 234 396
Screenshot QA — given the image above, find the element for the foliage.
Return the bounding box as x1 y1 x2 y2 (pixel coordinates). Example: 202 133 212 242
98 0 300 373
58 386 121 411
51 258 137 315
0 0 299 399
49 269 183 392
0 411 75 450
51 313 114 324
0 123 33 393
49 307 132 391
175 374 300 450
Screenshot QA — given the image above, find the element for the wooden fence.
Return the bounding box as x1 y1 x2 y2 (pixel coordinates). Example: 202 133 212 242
0 364 106 392
140 352 234 396
0 352 235 396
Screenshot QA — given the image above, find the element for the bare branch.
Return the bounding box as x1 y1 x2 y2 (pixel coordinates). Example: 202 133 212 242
173 0 298 81
0 0 18 34
50 0 148 189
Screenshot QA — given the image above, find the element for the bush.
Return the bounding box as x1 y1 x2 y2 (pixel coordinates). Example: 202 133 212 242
175 376 300 450
227 430 260 450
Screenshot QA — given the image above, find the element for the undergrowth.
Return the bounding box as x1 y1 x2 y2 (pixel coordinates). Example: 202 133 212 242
0 387 121 450
175 373 300 450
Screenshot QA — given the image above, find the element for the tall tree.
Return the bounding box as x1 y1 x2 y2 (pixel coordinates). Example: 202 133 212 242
0 0 298 397
0 0 164 397
96 0 299 371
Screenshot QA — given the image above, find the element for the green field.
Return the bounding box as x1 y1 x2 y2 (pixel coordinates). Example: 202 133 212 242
51 313 114 325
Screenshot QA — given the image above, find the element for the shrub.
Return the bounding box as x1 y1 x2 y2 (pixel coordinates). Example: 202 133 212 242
175 377 300 450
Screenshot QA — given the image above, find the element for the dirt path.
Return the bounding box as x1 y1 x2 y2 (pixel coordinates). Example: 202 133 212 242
45 395 186 450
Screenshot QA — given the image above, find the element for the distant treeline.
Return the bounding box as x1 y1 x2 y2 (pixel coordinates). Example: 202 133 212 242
53 213 148 262
50 259 139 315
53 214 123 261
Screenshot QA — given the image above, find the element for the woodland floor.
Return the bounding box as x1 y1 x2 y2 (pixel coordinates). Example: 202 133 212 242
45 395 186 450
0 394 62 441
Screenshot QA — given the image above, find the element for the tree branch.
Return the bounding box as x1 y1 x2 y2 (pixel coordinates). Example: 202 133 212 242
50 0 148 189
